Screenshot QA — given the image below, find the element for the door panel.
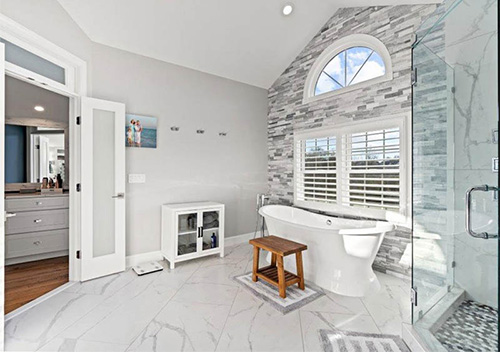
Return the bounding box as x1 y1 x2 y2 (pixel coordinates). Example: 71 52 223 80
1 42 6 351
80 97 125 281
201 210 220 252
177 211 198 257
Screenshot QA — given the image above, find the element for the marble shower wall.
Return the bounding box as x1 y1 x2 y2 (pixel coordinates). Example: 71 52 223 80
445 0 498 308
267 5 437 279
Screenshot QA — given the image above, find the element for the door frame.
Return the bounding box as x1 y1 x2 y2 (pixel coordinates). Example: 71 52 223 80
1 13 88 284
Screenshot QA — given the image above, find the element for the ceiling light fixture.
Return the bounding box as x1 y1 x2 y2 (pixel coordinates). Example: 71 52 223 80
282 3 294 16
34 105 45 112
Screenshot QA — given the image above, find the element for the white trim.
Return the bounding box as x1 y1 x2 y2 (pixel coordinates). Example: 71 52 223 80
126 251 164 268
129 232 259 268
0 13 87 96
224 232 258 246
4 281 76 322
293 114 411 226
303 34 393 104
0 14 88 285
0 43 6 351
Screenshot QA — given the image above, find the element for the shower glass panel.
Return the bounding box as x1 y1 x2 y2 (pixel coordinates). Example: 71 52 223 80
412 41 455 319
412 0 498 350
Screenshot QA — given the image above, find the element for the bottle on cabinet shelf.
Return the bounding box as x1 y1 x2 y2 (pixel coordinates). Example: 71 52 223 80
211 233 217 248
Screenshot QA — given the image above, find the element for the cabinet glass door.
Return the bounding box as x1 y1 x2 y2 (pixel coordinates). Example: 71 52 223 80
177 212 198 256
201 210 220 252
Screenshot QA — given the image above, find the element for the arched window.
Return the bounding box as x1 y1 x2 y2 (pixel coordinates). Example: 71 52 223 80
304 34 393 103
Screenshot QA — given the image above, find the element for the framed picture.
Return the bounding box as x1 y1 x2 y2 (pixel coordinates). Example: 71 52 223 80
126 114 157 148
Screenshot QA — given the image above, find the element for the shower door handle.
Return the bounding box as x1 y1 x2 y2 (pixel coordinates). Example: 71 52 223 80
465 185 498 239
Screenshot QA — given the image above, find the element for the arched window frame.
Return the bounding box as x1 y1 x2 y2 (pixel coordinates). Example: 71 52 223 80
303 34 393 104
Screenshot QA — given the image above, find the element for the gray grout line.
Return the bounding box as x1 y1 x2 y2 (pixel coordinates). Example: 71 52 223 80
214 244 250 351
124 260 205 351
214 286 241 351
298 310 306 352
41 272 142 344
359 298 382 334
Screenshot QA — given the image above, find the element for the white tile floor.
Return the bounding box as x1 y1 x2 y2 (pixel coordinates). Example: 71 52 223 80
4 243 411 352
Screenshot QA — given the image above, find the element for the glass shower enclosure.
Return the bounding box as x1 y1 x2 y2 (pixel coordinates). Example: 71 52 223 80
412 0 498 350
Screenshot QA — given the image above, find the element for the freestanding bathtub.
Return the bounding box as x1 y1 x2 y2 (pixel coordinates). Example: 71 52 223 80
259 205 394 297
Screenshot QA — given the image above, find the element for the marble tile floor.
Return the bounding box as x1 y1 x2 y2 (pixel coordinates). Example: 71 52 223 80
4 243 411 352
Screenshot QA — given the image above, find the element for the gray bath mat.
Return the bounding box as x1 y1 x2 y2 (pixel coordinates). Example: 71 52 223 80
319 329 410 352
234 271 324 314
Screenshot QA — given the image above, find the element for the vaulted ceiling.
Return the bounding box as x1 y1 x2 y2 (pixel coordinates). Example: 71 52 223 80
57 0 440 89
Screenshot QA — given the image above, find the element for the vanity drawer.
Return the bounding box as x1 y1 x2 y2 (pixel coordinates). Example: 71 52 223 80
5 229 69 259
5 196 69 212
5 209 69 235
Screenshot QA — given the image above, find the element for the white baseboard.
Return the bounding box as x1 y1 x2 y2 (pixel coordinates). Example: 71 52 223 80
225 231 266 246
126 232 265 268
126 251 163 268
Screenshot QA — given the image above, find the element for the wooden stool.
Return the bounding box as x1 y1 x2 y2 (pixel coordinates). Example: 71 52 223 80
249 235 307 299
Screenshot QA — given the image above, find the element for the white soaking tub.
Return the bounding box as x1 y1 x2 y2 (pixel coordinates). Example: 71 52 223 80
259 205 394 297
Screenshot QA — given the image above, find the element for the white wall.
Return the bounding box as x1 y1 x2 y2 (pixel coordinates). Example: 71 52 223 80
0 1 269 257
91 43 268 256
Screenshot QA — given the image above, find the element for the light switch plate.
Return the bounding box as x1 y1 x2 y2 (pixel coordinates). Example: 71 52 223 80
492 158 499 173
129 174 146 183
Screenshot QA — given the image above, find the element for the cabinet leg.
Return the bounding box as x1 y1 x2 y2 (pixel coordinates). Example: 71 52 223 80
252 247 260 282
277 255 286 298
169 261 175 270
296 251 305 290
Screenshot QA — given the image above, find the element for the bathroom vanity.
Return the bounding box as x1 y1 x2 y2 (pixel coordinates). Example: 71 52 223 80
5 192 69 265
161 202 225 269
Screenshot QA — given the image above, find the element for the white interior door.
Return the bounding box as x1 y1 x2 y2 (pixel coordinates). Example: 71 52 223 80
0 42 6 351
80 97 126 281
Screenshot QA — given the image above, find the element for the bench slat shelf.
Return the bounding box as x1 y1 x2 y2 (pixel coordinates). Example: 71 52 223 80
256 265 301 287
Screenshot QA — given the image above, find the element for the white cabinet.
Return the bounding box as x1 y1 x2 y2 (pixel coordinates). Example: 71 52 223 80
161 202 224 269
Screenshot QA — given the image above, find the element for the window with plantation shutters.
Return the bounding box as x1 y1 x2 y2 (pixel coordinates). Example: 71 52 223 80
294 116 408 218
340 128 400 210
295 136 337 204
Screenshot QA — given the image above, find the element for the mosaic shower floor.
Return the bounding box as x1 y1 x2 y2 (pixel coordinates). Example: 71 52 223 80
435 300 498 352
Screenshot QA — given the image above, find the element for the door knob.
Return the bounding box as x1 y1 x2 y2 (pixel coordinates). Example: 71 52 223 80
112 193 125 199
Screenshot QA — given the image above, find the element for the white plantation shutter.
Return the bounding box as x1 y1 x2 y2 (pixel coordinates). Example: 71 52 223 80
294 118 406 216
340 128 400 210
295 136 337 204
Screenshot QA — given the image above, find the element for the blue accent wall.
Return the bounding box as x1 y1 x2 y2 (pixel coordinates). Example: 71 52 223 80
5 124 27 183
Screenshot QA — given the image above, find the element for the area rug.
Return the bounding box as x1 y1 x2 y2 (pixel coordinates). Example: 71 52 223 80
319 329 410 352
234 271 324 314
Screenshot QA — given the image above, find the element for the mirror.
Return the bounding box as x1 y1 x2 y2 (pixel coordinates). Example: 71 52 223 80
5 125 66 185
5 75 70 192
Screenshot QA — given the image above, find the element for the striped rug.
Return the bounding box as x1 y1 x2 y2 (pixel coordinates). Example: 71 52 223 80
234 272 324 314
319 330 410 352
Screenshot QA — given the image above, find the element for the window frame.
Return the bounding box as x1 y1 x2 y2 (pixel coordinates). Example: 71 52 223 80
303 34 393 104
293 114 411 225
0 13 87 96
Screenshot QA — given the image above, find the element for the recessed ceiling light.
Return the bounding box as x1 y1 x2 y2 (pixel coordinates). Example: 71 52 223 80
282 3 294 16
34 105 45 112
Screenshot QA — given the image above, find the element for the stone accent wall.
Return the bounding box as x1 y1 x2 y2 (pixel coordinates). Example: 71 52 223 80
267 5 437 279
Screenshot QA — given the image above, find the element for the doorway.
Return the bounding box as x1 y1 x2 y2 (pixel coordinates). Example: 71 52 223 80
4 76 71 314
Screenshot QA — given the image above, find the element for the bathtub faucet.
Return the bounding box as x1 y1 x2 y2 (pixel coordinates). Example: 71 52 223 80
257 194 271 210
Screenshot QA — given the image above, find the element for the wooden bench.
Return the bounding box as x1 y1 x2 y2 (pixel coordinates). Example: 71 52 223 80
249 236 307 299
